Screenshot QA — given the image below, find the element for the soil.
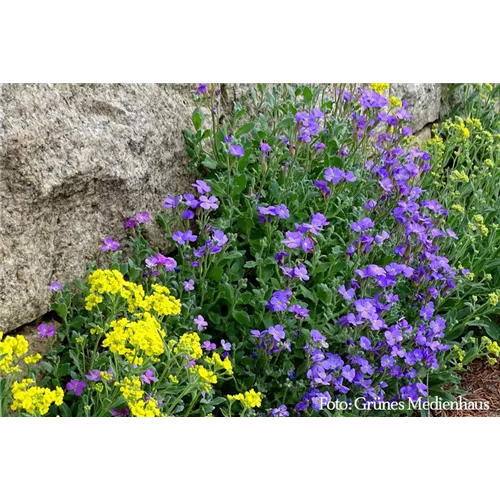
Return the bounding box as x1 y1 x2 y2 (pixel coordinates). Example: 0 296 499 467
434 359 500 417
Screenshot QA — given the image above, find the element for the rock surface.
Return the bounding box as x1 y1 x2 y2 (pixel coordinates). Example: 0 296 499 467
390 83 442 132
0 83 198 332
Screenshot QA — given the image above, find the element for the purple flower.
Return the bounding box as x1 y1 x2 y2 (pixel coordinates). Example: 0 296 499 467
163 195 182 209
212 229 228 246
268 324 286 342
229 144 245 157
124 217 136 229
351 217 375 232
201 340 216 351
196 83 208 94
136 211 151 224
342 365 356 382
269 405 289 417
140 369 158 384
293 264 309 281
315 142 326 151
192 180 211 195
50 280 63 293
224 136 233 143
282 231 303 249
86 370 102 382
199 195 219 210
38 323 55 339
288 304 310 319
66 379 86 396
183 194 199 209
221 339 231 351
173 230 197 245
260 142 272 153
110 408 130 417
267 289 292 312
194 315 208 331
181 209 195 220
338 285 355 301
314 180 331 196
420 302 435 321
101 238 120 252
156 254 177 271
359 336 372 350
183 279 195 291
325 167 345 184
146 256 158 268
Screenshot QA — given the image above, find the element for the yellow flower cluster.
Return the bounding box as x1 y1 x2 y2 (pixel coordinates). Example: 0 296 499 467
116 377 161 417
11 378 64 415
227 388 262 409
370 83 389 94
198 366 217 384
450 170 470 183
488 292 499 307
86 269 181 316
173 332 203 360
102 312 165 364
0 333 29 374
205 352 234 376
452 204 465 214
469 214 489 237
443 117 470 141
141 284 182 317
24 354 42 365
389 96 402 107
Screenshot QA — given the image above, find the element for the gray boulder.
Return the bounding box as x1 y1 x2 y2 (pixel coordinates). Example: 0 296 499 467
0 83 198 332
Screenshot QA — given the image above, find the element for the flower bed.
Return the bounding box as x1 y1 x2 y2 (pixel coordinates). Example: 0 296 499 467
1 83 499 417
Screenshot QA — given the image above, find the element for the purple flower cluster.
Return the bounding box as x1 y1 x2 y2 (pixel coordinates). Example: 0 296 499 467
257 204 289 223
295 108 324 143
281 213 329 253
145 252 177 272
251 324 290 355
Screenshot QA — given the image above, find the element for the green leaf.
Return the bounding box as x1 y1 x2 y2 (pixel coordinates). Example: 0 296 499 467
244 261 258 268
70 316 86 331
303 86 313 102
41 361 53 374
192 107 204 131
233 174 247 196
277 117 295 129
210 397 227 405
317 284 332 305
235 122 254 137
202 156 218 170
52 303 67 320
208 266 224 282
59 403 73 417
233 310 251 326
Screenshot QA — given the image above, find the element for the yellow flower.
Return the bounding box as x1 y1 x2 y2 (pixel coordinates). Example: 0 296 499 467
85 293 103 311
174 332 202 360
117 376 161 417
228 389 262 409
370 83 389 93
488 293 499 307
197 366 217 389
389 96 402 107
11 378 64 415
24 354 42 365
1 334 29 374
452 204 464 214
450 170 469 183
168 374 179 384
487 341 500 357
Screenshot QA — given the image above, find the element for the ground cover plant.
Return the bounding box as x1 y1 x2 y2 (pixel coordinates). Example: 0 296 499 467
1 83 499 417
